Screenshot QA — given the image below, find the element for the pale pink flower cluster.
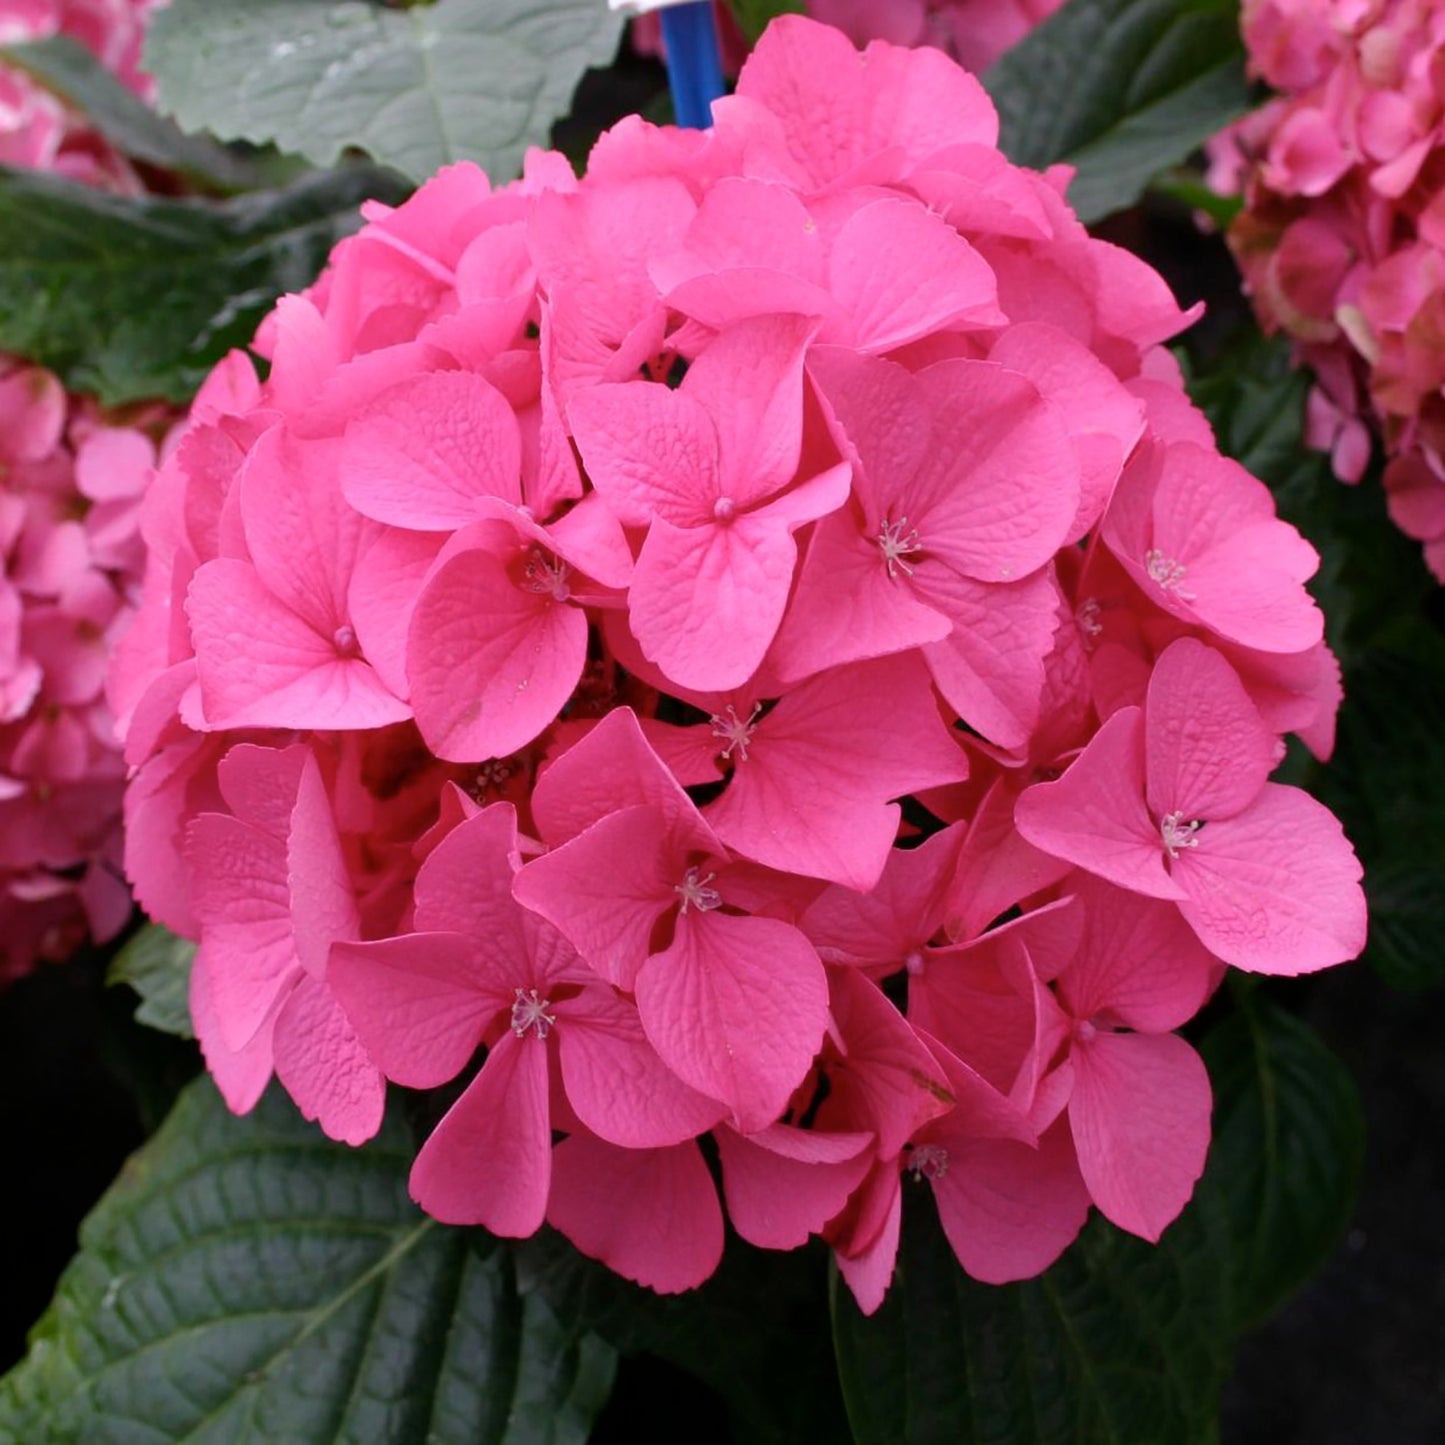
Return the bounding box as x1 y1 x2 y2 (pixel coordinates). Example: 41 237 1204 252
0 357 167 981
633 0 1064 75
1214 0 1445 577
0 0 165 192
115 17 1365 1305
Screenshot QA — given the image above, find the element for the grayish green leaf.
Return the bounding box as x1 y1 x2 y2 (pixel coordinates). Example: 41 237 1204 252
0 34 261 192
106 923 196 1038
984 0 1251 222
0 163 405 405
143 0 624 185
1200 993 1364 1329
0 1079 616 1444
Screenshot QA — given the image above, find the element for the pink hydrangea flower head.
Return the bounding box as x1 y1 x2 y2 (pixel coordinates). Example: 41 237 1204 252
110 13 1365 1302
1216 0 1445 577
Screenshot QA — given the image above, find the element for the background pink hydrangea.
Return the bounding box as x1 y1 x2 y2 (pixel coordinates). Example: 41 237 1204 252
633 0 1065 74
0 0 167 193
0 358 174 982
1212 0 1445 578
114 15 1366 1308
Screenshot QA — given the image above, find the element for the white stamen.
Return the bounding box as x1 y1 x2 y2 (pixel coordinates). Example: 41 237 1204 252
674 867 722 914
521 549 571 602
877 516 922 579
1145 548 1196 601
1076 597 1103 641
713 496 737 523
510 987 557 1040
710 702 763 763
332 624 359 657
908 1144 949 1181
1160 810 1203 859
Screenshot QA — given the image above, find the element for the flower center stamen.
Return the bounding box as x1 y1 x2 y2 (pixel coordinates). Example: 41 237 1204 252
1160 810 1203 859
521 549 571 602
710 702 763 762
674 867 722 914
878 516 922 579
907 1144 949 1181
510 987 557 1039
1145 548 1195 601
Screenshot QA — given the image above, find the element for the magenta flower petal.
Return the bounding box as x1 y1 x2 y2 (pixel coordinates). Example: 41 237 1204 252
547 1132 723 1294
556 985 726 1147
716 1123 873 1250
410 1031 552 1233
1068 1031 1211 1242
636 908 828 1133
272 974 385 1148
328 932 499 1089
1014 707 1185 900
340 370 522 530
406 525 589 761
1172 783 1367 974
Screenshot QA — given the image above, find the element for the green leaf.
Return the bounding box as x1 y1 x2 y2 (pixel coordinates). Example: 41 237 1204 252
144 0 625 186
724 0 807 44
517 1230 849 1444
0 163 405 405
1362 864 1445 991
0 1078 616 1444
1199 993 1364 1329
831 1189 1233 1444
0 34 261 192
105 922 196 1038
984 0 1251 223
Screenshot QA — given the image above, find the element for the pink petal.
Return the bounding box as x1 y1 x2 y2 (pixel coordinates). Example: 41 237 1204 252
1172 783 1366 974
705 653 968 890
340 370 522 530
930 1120 1091 1283
556 985 726 1146
827 197 1004 350
529 706 718 850
627 512 801 692
327 932 498 1088
716 1123 873 1250
636 909 828 1133
1144 637 1277 822
272 975 386 1147
287 754 358 980
547 1132 723 1294
511 804 680 990
406 531 587 761
1069 1031 1211 1241
1014 707 1184 900
188 559 408 731
410 1031 552 1233
918 566 1061 750
1055 876 1217 1032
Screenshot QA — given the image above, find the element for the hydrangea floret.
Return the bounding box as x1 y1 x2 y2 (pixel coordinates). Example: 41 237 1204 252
0 358 169 982
113 16 1366 1307
1211 0 1445 578
0 0 166 193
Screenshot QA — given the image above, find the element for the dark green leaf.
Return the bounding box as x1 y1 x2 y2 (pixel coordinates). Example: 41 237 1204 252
0 34 261 192
517 1229 848 1444
105 922 196 1038
1362 865 1445 991
831 1187 1233 1444
984 0 1251 223
144 0 624 185
724 0 807 44
0 163 405 405
0 1079 616 1444
1199 993 1364 1329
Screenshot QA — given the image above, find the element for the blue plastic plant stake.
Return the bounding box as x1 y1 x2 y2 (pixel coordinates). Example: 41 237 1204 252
660 2 726 130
